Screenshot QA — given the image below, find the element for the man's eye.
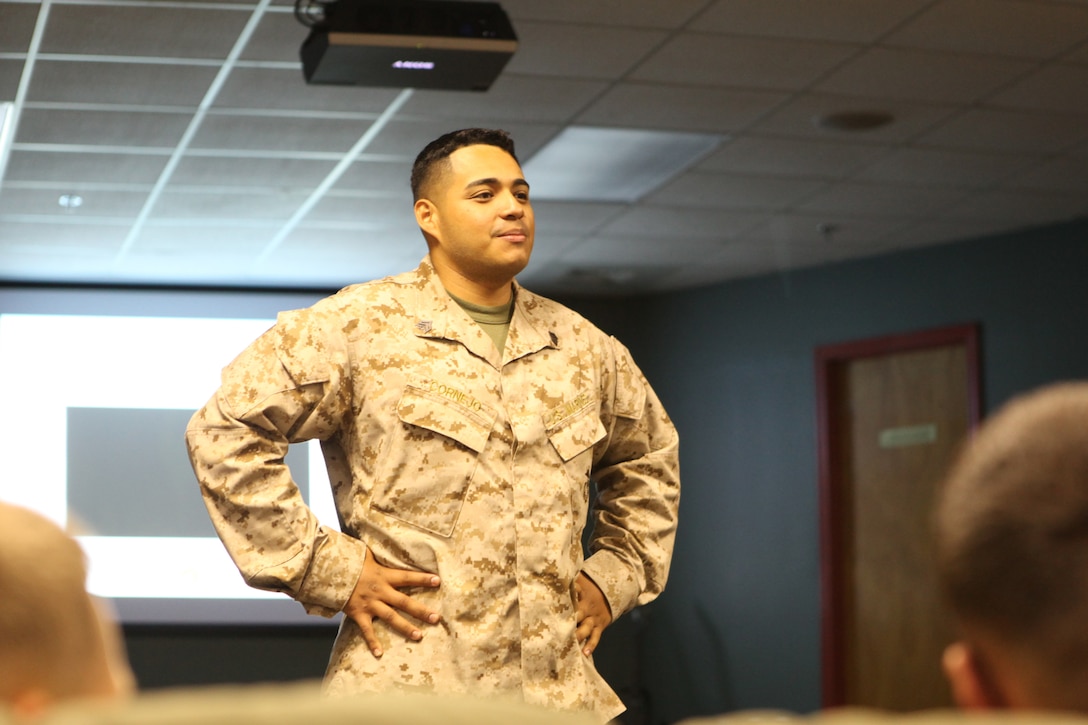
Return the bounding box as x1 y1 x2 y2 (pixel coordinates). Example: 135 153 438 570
473 191 493 200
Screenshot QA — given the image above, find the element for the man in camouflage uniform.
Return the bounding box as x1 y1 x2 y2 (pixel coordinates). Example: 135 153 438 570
185 128 680 721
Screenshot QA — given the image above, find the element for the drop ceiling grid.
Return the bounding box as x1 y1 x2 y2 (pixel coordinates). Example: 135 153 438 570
0 0 1086 292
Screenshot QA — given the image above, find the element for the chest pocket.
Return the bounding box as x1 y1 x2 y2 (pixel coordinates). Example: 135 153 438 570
370 384 496 537
545 400 606 463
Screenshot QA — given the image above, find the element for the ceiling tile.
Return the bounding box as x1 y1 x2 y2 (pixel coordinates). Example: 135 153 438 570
650 244 782 289
0 221 127 253
27 60 218 106
749 92 957 143
191 113 371 153
0 187 148 217
168 156 339 188
330 159 413 194
2 0 1085 294
851 147 1041 187
531 201 626 235
576 82 788 134
987 64 1088 114
1067 39 1088 64
110 252 274 286
721 236 835 275
0 2 38 53
885 0 1088 59
503 22 667 80
697 135 890 178
816 47 1034 103
559 234 732 267
150 188 315 220
815 235 938 265
402 75 609 124
764 241 869 272
743 213 910 247
214 67 401 113
0 58 26 100
4 150 169 184
15 108 193 147
41 5 254 59
939 188 1088 224
630 33 859 90
301 195 414 226
796 180 968 218
690 0 933 43
598 205 768 240
497 0 709 28
1003 156 1088 194
368 118 492 157
279 227 422 256
644 171 827 211
879 217 1045 250
267 231 426 284
368 118 560 160
240 9 308 63
131 224 276 255
918 107 1088 153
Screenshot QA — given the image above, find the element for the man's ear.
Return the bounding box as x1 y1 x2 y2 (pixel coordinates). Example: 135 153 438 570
414 198 437 236
943 640 1003 709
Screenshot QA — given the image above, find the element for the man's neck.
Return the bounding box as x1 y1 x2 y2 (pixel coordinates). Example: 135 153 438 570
434 266 513 307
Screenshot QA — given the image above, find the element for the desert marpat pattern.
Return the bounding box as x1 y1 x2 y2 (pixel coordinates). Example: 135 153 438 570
185 257 680 721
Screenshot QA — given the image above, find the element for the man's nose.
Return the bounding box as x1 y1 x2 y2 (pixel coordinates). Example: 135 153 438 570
498 190 525 217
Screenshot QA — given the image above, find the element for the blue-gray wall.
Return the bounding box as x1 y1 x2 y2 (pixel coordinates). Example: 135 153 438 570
122 217 1088 724
584 217 1088 723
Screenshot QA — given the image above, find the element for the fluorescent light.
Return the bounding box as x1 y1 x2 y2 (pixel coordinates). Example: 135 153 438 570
0 102 15 188
523 126 723 203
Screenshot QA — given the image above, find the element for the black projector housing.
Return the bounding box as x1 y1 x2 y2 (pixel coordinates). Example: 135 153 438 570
300 0 518 91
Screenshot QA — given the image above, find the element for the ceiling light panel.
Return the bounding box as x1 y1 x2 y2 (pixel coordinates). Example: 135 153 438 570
523 126 723 203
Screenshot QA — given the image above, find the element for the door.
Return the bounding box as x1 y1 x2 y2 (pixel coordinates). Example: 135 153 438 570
816 324 981 710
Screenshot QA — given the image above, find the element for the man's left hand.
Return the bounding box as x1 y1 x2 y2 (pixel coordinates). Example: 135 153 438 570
574 573 612 656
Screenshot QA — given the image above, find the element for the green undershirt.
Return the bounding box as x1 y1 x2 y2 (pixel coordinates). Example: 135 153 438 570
449 292 514 355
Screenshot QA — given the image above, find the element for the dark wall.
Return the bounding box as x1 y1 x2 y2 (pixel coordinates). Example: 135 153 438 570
121 217 1088 723
600 218 1088 723
123 625 337 688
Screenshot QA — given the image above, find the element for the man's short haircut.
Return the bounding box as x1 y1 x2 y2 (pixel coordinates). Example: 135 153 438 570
935 382 1088 677
410 128 518 201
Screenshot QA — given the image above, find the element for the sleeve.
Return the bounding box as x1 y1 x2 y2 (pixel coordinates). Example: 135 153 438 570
184 306 365 617
581 337 680 619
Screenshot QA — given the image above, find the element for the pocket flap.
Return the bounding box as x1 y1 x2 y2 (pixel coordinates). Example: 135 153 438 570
546 404 606 462
397 384 496 453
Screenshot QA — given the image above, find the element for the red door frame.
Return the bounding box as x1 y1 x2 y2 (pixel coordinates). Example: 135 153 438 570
814 323 982 707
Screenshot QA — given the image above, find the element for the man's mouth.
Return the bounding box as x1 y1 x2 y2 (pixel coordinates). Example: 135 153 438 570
495 228 528 243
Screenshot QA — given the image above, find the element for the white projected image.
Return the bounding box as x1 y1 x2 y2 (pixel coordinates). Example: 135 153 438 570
0 313 339 623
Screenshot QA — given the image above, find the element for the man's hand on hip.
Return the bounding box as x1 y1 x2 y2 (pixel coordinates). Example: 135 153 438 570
342 547 441 657
574 572 612 656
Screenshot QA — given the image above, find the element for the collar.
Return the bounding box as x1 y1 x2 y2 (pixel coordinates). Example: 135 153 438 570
409 256 557 367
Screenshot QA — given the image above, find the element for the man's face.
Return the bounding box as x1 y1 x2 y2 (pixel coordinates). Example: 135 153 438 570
415 143 535 290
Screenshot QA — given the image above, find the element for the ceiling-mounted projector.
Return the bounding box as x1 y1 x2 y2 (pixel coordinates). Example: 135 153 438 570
300 0 518 91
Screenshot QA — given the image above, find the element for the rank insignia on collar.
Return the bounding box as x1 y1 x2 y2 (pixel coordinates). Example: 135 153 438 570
415 320 433 333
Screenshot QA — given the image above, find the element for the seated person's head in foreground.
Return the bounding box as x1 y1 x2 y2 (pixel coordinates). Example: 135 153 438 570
0 501 134 714
935 382 1088 712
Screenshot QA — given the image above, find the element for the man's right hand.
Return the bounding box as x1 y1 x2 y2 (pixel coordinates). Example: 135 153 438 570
342 547 441 657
